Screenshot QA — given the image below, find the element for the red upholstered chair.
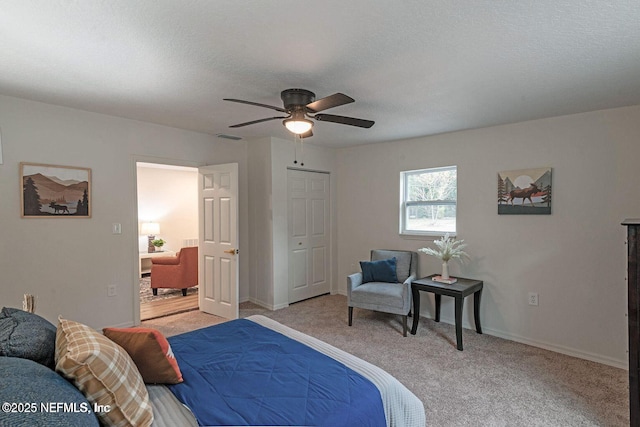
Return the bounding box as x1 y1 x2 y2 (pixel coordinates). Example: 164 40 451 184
150 247 198 296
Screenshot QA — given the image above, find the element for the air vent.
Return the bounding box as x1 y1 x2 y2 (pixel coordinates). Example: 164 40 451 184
216 133 242 141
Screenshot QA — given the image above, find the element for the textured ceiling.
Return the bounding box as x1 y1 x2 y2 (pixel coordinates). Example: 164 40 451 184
1 1 639 147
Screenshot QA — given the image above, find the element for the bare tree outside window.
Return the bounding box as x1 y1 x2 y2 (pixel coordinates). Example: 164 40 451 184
401 166 457 235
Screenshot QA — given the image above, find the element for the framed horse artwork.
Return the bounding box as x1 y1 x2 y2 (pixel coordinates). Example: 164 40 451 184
497 167 552 215
20 162 91 218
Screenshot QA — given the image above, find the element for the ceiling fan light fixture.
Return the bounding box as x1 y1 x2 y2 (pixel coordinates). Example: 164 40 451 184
225 89 374 137
283 117 313 134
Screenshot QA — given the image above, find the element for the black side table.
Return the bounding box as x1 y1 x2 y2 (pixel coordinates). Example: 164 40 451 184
410 274 483 350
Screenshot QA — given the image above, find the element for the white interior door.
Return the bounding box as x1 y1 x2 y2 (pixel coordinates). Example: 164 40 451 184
198 163 239 319
288 169 330 303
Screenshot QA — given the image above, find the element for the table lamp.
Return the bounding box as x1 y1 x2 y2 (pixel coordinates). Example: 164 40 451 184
141 222 160 253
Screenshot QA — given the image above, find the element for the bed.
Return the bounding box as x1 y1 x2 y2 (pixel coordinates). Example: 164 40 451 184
148 315 426 427
0 307 425 427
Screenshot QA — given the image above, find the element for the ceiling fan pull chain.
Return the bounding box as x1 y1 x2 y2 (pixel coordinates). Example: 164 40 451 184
293 134 299 164
300 136 304 166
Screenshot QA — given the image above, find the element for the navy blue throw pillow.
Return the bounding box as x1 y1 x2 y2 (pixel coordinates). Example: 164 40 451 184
360 257 398 283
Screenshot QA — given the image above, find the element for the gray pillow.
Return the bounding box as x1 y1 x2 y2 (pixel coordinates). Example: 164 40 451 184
0 307 57 369
0 356 100 427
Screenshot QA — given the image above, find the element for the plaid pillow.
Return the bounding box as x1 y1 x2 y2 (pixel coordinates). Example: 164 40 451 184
55 317 153 427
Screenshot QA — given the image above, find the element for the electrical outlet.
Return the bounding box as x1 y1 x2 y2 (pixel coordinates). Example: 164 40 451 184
528 292 539 306
107 285 117 297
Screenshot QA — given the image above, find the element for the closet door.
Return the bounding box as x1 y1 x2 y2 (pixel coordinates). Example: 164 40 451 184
288 169 330 303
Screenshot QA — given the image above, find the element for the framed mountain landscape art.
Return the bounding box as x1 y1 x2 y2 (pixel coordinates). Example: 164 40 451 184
20 162 91 218
498 167 552 215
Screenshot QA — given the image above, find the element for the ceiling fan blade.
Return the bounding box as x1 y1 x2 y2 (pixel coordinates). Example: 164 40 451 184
313 113 375 128
229 116 288 128
224 98 287 113
305 93 354 113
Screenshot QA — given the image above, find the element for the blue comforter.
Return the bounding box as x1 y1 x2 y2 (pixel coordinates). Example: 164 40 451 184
167 319 386 427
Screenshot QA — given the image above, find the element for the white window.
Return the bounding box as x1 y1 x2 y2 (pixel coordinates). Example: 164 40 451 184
400 166 457 236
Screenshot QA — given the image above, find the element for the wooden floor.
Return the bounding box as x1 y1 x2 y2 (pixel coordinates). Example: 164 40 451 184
140 293 199 321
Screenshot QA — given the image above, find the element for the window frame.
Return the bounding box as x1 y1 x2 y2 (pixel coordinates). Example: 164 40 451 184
399 165 457 237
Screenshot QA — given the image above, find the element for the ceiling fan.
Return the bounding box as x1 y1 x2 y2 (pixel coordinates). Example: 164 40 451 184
223 88 374 138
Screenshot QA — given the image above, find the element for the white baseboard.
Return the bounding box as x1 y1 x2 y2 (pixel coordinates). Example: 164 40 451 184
247 297 288 311
273 302 289 310
429 314 627 370
480 325 627 370
334 289 626 369
247 297 271 309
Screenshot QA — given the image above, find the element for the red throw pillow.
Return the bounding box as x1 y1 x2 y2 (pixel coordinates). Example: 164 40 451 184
102 327 183 384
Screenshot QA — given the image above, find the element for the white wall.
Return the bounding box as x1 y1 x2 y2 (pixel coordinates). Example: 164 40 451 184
137 164 198 253
3 92 637 368
247 137 274 307
270 137 338 309
336 105 640 368
247 136 337 309
0 95 249 328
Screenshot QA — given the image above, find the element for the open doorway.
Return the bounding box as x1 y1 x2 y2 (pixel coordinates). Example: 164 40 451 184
136 162 199 320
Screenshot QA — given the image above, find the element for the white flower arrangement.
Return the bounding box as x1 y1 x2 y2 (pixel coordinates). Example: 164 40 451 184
418 234 468 262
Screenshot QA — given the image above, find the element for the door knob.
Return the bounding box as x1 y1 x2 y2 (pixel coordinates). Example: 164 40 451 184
223 248 238 254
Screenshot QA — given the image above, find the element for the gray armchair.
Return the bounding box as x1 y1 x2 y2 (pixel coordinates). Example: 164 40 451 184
347 249 418 336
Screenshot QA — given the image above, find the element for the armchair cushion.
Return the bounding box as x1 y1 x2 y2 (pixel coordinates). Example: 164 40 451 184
351 282 407 310
360 257 398 283
372 250 412 283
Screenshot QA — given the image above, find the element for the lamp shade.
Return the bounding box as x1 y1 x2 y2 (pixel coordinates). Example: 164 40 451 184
140 222 160 235
283 118 313 134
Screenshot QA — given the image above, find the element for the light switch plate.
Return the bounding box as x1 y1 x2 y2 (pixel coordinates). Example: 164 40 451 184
112 223 122 234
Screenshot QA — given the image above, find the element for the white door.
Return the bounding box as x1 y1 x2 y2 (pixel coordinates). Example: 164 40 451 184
288 169 330 303
198 163 239 319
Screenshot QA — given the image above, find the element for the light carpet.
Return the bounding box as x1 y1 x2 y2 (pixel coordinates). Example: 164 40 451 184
142 294 628 426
